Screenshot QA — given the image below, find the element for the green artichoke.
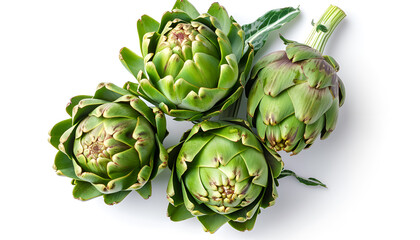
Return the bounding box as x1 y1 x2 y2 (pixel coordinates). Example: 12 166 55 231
49 83 168 205
120 0 254 121
166 120 283 232
246 5 346 155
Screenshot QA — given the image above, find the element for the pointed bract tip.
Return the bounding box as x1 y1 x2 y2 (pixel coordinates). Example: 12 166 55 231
279 34 295 45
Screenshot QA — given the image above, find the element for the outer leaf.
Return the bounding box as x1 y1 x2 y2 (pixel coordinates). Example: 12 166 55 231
119 47 144 80
198 214 229 233
72 180 103 201
137 15 159 48
66 95 92 116
172 0 200 18
228 211 258 231
49 119 72 150
136 181 152 199
167 203 194 221
207 2 231 35
242 7 300 53
53 151 77 179
103 191 131 205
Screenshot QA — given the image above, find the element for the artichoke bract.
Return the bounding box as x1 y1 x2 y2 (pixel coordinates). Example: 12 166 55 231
120 0 254 121
49 83 168 205
246 5 346 155
166 120 283 233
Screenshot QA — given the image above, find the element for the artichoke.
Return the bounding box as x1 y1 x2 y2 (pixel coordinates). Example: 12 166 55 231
120 0 254 121
49 83 168 205
246 5 346 155
166 120 283 232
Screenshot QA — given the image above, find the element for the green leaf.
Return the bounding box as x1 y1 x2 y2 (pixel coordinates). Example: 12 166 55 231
242 7 300 53
66 95 92 116
53 151 77 179
136 181 152 199
124 81 140 96
172 0 200 18
103 191 131 205
93 83 130 102
167 203 194 221
49 119 72 149
72 180 103 201
279 169 327 188
207 2 231 35
197 214 229 233
137 15 159 48
119 47 144 80
228 211 258 231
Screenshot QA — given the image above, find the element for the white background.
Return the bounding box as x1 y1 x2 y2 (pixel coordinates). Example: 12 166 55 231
1 0 418 239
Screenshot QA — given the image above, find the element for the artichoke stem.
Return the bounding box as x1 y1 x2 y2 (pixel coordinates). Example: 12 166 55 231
304 5 346 54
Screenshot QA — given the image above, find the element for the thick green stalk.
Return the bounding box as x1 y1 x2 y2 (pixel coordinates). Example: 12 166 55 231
304 5 346 54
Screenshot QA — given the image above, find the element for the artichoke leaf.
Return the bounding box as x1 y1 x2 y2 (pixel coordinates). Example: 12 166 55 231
49 119 72 150
181 180 213 216
184 167 208 204
285 43 323 62
288 83 333 124
242 7 300 53
136 181 152 199
169 108 203 121
239 149 268 187
158 10 193 33
323 98 339 138
179 87 226 112
168 203 195 221
260 170 278 208
217 54 238 89
53 151 78 179
108 148 141 179
66 95 92 116
172 0 200 18
72 180 103 201
167 162 183 205
94 83 133 102
302 58 336 88
338 77 346 107
227 22 244 62
228 208 259 232
139 79 176 109
119 47 144 80
198 214 229 233
103 191 131 205
259 91 294 126
207 2 231 35
137 15 160 49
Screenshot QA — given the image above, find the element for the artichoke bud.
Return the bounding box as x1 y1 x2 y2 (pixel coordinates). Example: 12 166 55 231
121 1 252 121
167 120 283 231
247 42 345 155
50 83 168 204
170 121 279 217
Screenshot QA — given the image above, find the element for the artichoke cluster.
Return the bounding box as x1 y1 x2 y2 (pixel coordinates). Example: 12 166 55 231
49 0 345 233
